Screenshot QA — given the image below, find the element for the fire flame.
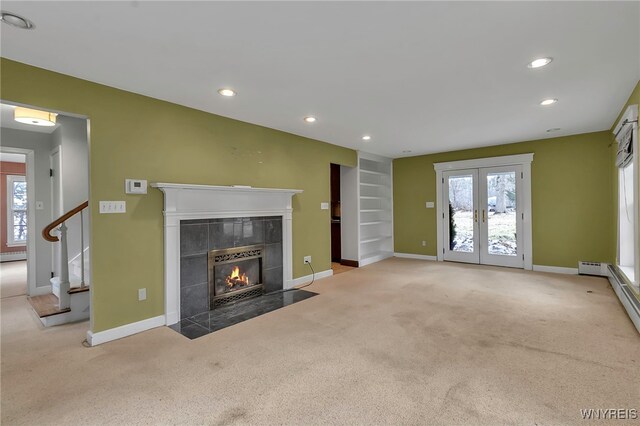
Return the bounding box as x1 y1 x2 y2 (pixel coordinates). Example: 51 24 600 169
225 266 250 288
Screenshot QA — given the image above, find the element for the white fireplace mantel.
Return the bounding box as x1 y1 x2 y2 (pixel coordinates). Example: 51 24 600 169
151 183 303 325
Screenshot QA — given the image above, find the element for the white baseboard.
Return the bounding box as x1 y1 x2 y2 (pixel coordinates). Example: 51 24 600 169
0 252 26 262
288 269 333 289
394 253 438 261
87 315 165 346
532 265 579 275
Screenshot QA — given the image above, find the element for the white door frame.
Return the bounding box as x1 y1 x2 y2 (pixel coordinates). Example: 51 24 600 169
435 153 533 270
0 146 37 295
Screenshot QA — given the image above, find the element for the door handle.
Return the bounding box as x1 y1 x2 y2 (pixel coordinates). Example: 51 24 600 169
482 209 486 223
474 209 478 223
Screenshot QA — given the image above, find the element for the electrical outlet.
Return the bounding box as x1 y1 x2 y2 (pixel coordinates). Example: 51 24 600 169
422 240 427 246
138 288 146 301
304 256 312 264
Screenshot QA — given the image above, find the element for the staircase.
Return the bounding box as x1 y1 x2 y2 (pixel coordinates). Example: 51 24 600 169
28 201 90 327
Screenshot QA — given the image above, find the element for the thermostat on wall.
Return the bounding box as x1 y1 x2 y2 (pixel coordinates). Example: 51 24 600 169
125 179 147 194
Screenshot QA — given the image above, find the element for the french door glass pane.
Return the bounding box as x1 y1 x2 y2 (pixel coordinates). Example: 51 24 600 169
486 171 517 256
448 175 474 252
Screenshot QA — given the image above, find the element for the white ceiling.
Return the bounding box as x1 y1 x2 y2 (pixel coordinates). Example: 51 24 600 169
1 1 638 158
0 103 60 134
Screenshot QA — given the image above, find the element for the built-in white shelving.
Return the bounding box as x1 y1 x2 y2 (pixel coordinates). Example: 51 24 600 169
357 152 393 266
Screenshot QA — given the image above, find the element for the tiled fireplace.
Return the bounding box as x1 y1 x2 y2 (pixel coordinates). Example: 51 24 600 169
152 183 302 325
180 217 283 319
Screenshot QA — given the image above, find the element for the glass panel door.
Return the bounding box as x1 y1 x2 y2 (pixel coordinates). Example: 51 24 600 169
479 166 524 268
443 169 479 264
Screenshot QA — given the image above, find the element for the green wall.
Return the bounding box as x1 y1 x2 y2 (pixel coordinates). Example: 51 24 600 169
0 59 356 332
393 131 615 268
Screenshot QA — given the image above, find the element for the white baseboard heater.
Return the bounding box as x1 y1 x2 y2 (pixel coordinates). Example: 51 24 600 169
608 265 640 334
578 261 609 276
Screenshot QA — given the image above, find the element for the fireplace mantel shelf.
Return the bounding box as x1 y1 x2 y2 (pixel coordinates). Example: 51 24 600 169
151 182 302 195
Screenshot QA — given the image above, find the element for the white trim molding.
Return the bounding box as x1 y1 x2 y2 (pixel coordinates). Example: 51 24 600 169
290 268 333 287
434 153 534 270
87 315 165 346
532 265 579 275
0 252 26 262
394 253 438 261
151 183 302 326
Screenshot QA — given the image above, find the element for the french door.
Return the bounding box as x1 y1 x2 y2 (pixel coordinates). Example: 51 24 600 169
443 165 524 268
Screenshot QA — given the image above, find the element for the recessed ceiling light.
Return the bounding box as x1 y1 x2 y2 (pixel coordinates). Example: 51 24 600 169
303 116 316 123
546 128 561 133
14 107 57 126
527 57 553 69
0 11 34 29
217 88 236 97
362 135 371 141
540 98 557 106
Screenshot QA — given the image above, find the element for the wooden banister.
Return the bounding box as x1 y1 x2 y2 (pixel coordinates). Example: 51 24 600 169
42 201 88 242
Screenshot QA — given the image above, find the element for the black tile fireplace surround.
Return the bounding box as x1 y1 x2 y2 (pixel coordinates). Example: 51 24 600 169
179 216 284 319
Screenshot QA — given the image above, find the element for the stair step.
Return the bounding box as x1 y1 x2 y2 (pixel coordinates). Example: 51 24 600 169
68 286 89 295
27 294 70 318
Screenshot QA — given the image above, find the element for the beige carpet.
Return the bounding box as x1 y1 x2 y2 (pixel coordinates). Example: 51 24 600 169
1 258 638 425
0 260 27 299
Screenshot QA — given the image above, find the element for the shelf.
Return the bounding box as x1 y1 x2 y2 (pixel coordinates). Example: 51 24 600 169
360 236 392 244
360 196 384 200
360 250 394 263
360 182 386 188
360 220 391 226
360 209 384 213
360 169 387 176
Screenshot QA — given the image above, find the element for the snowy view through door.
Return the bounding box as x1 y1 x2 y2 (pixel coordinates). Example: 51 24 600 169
449 172 517 255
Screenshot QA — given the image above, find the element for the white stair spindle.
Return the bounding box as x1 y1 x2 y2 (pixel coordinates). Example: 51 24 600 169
58 222 71 309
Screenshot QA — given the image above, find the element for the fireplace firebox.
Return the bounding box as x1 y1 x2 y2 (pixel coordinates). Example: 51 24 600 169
208 244 264 307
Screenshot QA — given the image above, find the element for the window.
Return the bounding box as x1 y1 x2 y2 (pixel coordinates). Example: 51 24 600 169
6 175 27 246
614 105 638 291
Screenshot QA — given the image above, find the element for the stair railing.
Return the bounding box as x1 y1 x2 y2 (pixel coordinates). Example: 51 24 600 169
43 201 89 309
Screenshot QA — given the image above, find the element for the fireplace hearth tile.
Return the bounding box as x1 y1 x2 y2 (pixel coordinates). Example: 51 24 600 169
180 254 207 288
234 218 264 246
170 289 317 339
265 218 282 243
209 221 235 250
180 282 209 319
168 319 210 339
263 266 283 293
264 243 283 269
180 223 209 255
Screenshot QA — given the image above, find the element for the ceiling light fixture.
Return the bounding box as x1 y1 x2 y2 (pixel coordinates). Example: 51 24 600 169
303 116 316 123
14 107 57 127
0 11 34 29
546 128 561 133
540 98 557 106
218 88 236 97
362 135 371 141
527 57 553 69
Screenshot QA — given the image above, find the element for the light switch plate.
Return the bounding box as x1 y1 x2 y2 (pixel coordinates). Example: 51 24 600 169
320 202 329 210
426 201 435 208
99 201 126 214
138 288 146 301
